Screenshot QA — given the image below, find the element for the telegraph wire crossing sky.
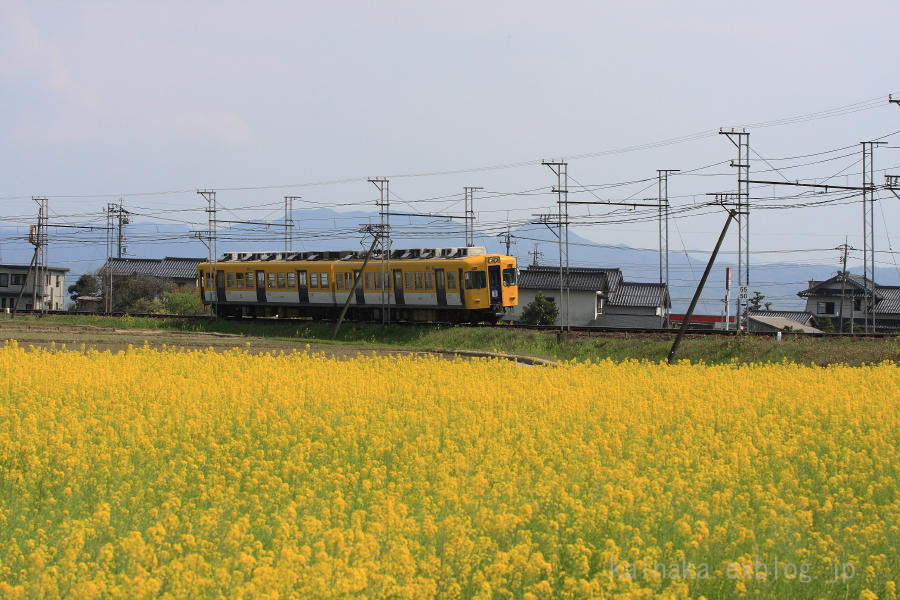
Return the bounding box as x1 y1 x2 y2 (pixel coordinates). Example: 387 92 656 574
2 0 900 274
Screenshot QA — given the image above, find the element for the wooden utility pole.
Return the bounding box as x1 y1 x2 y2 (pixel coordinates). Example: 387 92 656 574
331 229 381 340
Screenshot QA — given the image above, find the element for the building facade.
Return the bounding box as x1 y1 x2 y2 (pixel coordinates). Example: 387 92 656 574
798 274 900 331
503 266 670 328
0 264 68 311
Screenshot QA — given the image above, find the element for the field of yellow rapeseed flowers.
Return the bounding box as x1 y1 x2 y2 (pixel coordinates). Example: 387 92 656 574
1 341 898 599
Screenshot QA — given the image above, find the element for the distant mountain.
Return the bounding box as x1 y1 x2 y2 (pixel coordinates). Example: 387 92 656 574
1 207 891 314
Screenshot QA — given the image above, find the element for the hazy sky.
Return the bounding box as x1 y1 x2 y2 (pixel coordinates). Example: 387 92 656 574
3 0 900 276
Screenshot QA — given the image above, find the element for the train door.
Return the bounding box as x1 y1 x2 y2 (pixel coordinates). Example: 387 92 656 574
297 270 309 304
434 268 447 305
215 270 226 303
354 270 365 304
488 265 502 305
393 269 404 305
255 270 267 303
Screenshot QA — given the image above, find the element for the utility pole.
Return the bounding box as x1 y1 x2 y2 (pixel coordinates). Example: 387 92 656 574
543 160 569 332
197 190 217 316
837 239 854 334
890 94 900 108
463 186 482 247
368 178 390 324
114 199 129 258
33 197 48 311
657 169 678 320
529 243 543 267
332 225 382 340
284 196 299 251
498 225 513 256
719 129 750 332
861 141 886 333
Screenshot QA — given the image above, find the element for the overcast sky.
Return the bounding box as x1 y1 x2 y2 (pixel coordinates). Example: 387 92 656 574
3 0 900 276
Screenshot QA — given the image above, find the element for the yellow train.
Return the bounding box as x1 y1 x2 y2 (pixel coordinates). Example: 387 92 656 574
198 247 518 323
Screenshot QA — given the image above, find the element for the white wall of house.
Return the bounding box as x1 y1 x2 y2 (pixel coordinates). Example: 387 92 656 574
0 267 67 311
504 288 599 325
802 295 864 321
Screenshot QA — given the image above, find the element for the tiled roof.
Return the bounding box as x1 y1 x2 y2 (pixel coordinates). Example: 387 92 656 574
518 266 622 292
749 315 823 333
876 286 900 315
155 257 205 280
104 257 204 281
748 310 816 325
607 282 670 308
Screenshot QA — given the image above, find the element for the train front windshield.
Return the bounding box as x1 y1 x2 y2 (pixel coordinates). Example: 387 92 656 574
502 268 517 286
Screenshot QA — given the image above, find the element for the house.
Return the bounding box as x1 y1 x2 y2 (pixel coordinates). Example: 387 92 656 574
100 257 204 287
0 264 68 311
798 274 900 331
503 265 670 328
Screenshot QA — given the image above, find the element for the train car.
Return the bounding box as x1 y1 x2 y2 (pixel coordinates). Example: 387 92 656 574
197 246 517 323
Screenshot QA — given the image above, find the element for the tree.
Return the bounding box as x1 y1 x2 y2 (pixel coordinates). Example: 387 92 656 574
747 290 765 312
68 274 100 301
519 292 559 325
163 286 207 316
98 273 170 313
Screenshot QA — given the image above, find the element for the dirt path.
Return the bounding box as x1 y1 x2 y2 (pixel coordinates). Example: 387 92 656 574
0 321 421 359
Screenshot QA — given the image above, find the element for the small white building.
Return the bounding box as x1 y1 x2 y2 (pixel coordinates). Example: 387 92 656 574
504 266 670 328
0 264 69 311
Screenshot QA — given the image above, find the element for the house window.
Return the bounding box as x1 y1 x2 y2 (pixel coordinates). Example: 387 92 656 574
0 274 7 287
817 301 836 315
596 296 604 316
12 274 26 286
854 298 861 311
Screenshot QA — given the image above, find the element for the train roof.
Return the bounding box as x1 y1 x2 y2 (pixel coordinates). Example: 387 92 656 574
211 247 499 263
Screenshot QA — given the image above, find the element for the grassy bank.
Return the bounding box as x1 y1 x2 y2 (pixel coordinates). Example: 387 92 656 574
4 313 900 365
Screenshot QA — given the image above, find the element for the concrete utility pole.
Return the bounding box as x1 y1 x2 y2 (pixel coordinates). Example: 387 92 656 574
529 243 543 267
837 239 855 334
463 187 482 248
197 190 217 316
368 179 390 324
114 199 129 258
498 224 513 256
284 196 299 251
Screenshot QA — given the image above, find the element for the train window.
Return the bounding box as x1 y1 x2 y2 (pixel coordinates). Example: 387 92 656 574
287 272 296 288
502 268 517 286
424 272 433 290
447 272 456 290
277 273 286 288
345 272 354 289
267 273 276 289
336 274 344 290
298 271 307 287
374 272 382 289
310 272 319 288
405 272 413 290
321 273 329 288
226 272 235 288
246 272 254 288
235 272 244 288
363 272 371 290
464 271 486 289
415 272 424 290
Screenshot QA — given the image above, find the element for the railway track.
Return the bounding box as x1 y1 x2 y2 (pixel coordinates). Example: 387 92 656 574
6 309 900 339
